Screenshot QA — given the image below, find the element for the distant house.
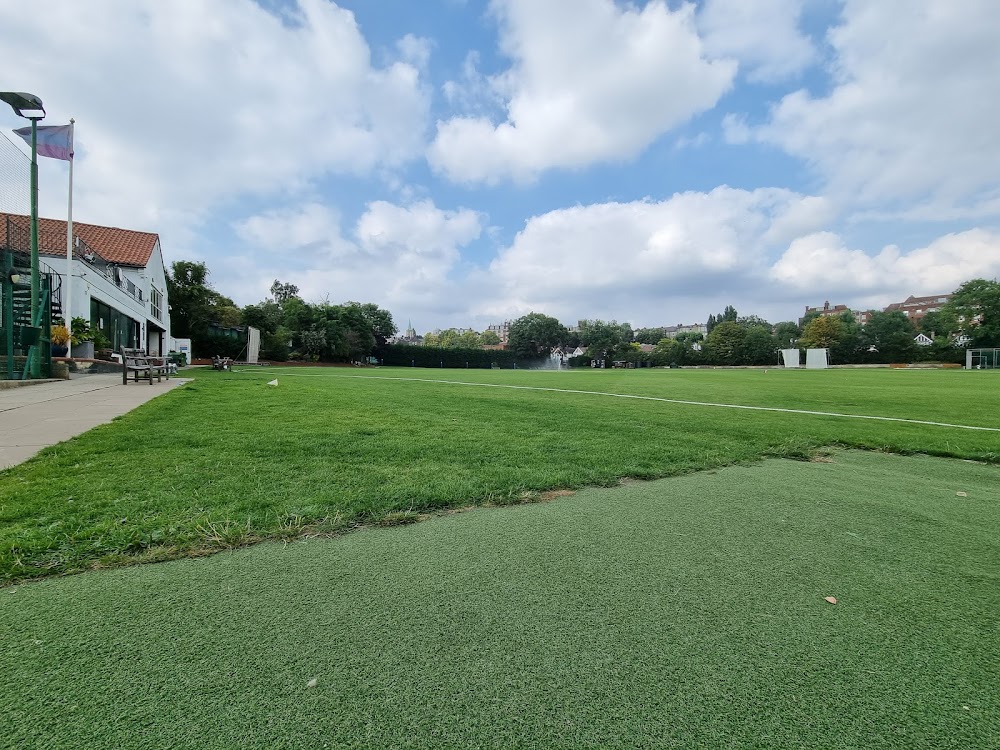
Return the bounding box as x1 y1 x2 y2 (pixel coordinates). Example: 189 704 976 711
801 301 873 327
1 212 170 354
801 301 851 326
914 332 934 346
661 323 707 338
550 344 585 361
486 320 512 343
884 293 951 324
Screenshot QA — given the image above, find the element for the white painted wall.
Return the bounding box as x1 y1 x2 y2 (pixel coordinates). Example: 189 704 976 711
42 238 170 353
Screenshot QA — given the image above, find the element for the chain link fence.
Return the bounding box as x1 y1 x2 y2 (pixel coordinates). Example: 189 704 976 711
0 130 29 216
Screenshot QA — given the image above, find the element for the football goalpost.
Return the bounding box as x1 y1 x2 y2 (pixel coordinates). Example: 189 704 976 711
967 348 1000 369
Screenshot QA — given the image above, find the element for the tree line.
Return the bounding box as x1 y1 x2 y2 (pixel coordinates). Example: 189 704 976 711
502 278 1000 367
167 262 999 367
166 263 397 362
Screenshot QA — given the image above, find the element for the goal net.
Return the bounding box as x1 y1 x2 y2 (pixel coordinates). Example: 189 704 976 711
967 348 1000 369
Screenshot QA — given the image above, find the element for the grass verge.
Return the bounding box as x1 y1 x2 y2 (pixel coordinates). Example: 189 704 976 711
1 366 998 581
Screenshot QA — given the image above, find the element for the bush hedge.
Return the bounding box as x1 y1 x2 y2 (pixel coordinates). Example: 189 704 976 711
378 343 543 369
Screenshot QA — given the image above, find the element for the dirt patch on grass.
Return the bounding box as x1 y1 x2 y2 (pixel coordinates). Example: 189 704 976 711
538 489 576 501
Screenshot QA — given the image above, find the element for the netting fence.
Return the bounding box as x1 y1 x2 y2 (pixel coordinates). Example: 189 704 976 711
0 130 29 216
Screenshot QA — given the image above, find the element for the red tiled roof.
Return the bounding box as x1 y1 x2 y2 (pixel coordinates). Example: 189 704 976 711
0 212 159 267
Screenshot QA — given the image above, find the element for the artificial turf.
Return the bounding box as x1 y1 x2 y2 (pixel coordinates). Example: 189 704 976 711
2 451 997 749
1 367 999 580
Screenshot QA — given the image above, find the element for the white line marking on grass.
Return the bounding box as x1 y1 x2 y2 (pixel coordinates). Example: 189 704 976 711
230 369 1000 432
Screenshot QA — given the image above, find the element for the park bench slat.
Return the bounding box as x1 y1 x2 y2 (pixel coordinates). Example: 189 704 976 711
121 347 170 385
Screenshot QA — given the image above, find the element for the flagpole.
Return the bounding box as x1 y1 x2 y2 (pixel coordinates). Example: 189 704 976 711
65 118 74 335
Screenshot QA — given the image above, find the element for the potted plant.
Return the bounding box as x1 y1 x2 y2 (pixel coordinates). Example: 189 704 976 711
50 323 71 357
70 316 96 359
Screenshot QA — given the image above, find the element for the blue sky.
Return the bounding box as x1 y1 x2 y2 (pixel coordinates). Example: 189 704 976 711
2 0 999 333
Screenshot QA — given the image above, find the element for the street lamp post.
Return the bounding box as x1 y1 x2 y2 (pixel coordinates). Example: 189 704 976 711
1 92 46 377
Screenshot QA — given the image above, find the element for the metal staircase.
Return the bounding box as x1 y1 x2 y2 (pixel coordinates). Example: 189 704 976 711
2 249 54 380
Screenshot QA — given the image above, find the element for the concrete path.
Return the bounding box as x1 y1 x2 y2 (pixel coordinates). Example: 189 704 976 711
0 374 189 470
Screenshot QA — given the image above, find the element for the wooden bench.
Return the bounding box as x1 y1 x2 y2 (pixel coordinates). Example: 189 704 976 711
121 348 170 385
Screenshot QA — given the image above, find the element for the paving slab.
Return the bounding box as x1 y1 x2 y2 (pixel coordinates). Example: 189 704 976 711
0 373 190 470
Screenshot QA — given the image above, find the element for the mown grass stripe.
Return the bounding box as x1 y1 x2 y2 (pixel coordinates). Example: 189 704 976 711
238 370 1000 432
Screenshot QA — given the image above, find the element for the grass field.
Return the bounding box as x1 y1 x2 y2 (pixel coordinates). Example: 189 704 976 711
1 366 999 581
2 366 999 748
2 450 997 749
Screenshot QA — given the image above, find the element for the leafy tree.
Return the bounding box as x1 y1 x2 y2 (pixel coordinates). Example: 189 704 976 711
705 321 746 365
862 311 917 363
300 327 327 360
737 315 771 329
270 280 300 304
215 304 243 328
166 261 212 338
800 309 821 328
507 313 567 358
479 330 501 345
707 306 738 334
424 328 481 348
918 308 959 338
674 331 704 346
653 337 701 366
260 326 291 361
241 301 284 334
166 260 239 353
830 311 866 364
353 302 396 347
318 303 375 361
946 278 1000 346
634 327 666 345
773 321 801 348
799 315 843 350
578 319 633 360
740 325 778 365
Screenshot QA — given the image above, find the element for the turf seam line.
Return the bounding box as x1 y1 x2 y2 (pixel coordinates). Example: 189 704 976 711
231 370 1000 432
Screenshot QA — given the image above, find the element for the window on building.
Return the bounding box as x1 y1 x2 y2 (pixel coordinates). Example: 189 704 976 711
150 287 163 321
91 298 140 351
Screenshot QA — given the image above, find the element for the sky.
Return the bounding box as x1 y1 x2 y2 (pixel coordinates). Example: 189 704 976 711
2 0 999 333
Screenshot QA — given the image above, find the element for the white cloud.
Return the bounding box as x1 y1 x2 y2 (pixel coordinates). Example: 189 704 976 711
397 34 433 71
480 191 1000 326
0 0 429 246
234 203 351 257
483 187 824 322
770 229 1000 300
755 0 1000 211
428 0 736 184
231 199 484 314
698 0 816 82
440 51 503 116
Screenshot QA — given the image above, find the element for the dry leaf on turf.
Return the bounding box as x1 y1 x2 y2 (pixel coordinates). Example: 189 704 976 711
824 596 838 604
307 678 318 689
956 491 968 497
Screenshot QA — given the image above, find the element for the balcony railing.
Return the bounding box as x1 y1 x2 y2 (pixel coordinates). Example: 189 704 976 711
2 217 142 303
78 238 143 303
